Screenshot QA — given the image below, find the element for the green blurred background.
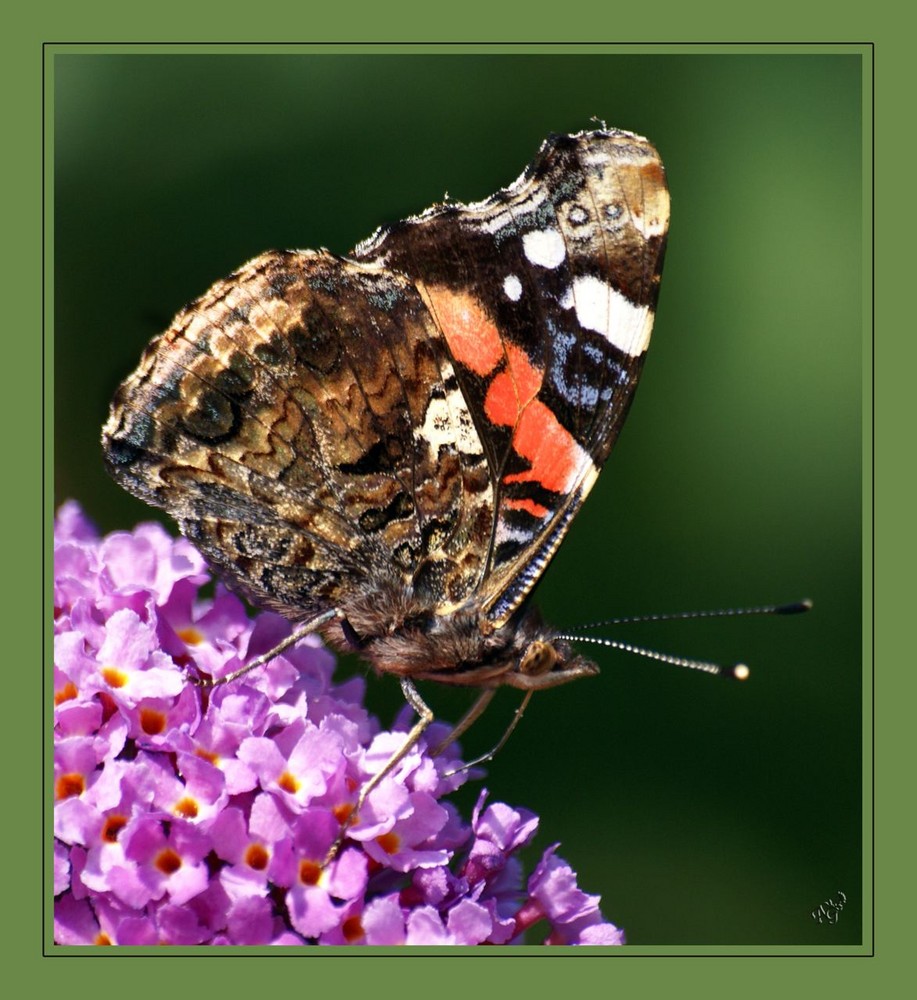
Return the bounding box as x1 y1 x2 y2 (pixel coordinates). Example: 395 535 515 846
53 51 864 946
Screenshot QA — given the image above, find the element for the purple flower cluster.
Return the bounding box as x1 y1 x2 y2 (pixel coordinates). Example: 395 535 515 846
53 501 624 946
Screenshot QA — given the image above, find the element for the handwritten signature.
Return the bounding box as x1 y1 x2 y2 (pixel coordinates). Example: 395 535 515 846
811 891 847 924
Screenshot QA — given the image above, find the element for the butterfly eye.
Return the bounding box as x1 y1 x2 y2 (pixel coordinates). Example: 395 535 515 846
519 640 559 676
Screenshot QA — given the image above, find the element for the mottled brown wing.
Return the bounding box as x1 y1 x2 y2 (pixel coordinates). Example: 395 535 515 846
353 129 670 624
102 249 495 623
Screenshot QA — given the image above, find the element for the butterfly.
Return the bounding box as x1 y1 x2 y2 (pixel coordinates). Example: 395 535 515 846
102 128 670 822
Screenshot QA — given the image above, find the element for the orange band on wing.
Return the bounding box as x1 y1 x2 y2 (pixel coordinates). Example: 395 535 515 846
484 344 586 496
417 283 504 377
483 344 539 426
503 401 584 494
418 286 589 500
504 497 550 518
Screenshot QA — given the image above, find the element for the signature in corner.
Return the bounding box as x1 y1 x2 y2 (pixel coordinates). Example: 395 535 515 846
811 890 847 924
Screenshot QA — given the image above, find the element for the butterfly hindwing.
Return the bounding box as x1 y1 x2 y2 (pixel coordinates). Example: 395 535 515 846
103 249 496 621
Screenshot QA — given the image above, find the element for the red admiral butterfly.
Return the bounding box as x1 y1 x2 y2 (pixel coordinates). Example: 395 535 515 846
102 128 671 813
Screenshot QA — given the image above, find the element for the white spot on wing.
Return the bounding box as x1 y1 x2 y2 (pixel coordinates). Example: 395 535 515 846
568 204 589 225
414 387 483 457
503 274 522 301
522 228 566 269
572 275 653 356
631 210 668 238
495 523 537 547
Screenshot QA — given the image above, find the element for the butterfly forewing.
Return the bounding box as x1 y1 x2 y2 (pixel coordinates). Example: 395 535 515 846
354 129 670 623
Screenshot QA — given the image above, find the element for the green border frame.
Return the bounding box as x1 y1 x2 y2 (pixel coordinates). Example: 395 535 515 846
14 1 902 991
44 40 874 958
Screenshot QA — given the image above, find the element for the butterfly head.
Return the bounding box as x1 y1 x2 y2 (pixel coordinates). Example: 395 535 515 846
491 609 601 692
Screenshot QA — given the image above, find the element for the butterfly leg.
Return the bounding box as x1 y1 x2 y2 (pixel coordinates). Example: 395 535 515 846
432 653 600 774
443 691 534 776
429 688 496 758
195 609 338 687
323 677 435 868
359 678 435 805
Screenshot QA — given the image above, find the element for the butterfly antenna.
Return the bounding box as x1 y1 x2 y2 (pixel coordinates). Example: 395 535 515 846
572 599 812 631
557 599 811 681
